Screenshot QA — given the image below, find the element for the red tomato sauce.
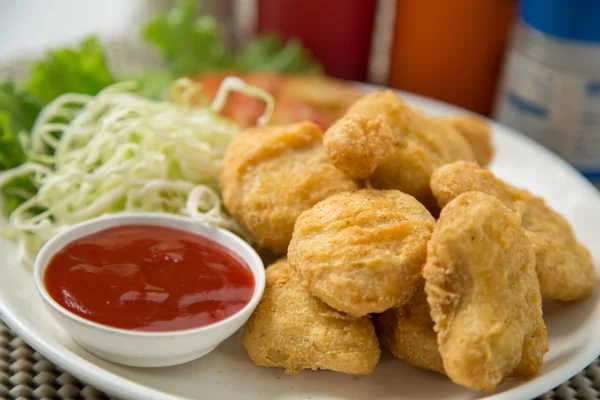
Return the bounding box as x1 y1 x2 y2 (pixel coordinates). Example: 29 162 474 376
44 225 255 332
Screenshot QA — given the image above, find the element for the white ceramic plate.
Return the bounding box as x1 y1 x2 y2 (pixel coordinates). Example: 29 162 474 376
1 90 599 400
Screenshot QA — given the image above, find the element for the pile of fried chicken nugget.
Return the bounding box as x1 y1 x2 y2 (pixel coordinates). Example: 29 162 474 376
219 90 596 392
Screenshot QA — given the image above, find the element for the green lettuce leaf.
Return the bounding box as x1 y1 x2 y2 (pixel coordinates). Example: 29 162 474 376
0 113 27 171
142 0 322 76
235 34 321 74
1 173 39 217
0 82 45 215
0 112 40 217
26 37 115 103
143 0 232 76
0 81 42 171
0 81 43 135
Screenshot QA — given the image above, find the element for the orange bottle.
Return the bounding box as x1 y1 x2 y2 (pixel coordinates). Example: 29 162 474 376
389 0 517 116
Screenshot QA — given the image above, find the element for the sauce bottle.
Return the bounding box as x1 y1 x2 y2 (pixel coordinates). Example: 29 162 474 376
494 0 600 186
388 0 517 116
255 0 377 81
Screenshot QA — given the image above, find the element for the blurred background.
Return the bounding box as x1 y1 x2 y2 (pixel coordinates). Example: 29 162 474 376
1 0 599 185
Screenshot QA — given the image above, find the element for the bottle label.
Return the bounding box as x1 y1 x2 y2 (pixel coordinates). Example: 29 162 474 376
495 51 600 185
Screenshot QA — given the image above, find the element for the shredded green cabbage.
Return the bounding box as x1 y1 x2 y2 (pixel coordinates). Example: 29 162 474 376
0 77 274 266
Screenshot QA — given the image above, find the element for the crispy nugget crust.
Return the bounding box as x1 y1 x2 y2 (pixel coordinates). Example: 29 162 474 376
288 189 435 317
242 259 381 375
220 122 360 253
324 114 395 179
430 161 595 301
374 282 445 374
375 281 545 379
324 90 476 204
423 192 547 392
433 115 494 166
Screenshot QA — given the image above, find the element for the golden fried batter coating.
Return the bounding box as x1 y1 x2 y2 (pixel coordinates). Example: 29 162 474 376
288 189 435 317
220 122 360 253
375 280 546 380
374 282 444 374
433 115 494 166
423 192 547 392
323 114 395 179
430 161 595 301
242 259 380 375
323 90 476 204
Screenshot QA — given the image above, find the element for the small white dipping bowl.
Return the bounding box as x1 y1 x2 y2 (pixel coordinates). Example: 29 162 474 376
33 213 265 368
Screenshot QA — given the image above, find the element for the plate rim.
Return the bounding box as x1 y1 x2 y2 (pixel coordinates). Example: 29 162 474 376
1 86 600 400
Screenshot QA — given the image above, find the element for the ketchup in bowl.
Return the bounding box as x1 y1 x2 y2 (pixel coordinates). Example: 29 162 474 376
43 225 255 332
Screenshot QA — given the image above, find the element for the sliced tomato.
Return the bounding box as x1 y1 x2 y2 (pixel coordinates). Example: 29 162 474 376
182 72 364 129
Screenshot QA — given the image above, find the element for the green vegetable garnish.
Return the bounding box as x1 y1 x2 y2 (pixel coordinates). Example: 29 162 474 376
26 37 115 103
0 82 44 215
0 113 27 172
143 0 232 76
235 33 322 74
0 173 39 217
143 0 322 76
0 81 43 137
0 78 271 265
0 36 117 217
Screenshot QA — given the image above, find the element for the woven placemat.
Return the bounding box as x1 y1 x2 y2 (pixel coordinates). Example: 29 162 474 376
1 319 599 400
0 320 115 400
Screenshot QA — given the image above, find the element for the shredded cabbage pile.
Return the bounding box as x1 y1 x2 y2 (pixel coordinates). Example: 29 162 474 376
0 77 273 266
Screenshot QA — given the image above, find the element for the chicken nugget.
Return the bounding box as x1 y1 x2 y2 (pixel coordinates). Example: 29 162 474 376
375 280 546 380
242 259 380 375
220 121 360 253
288 189 435 317
433 115 494 166
375 280 546 381
323 90 477 204
430 161 595 301
423 192 547 392
374 282 444 374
